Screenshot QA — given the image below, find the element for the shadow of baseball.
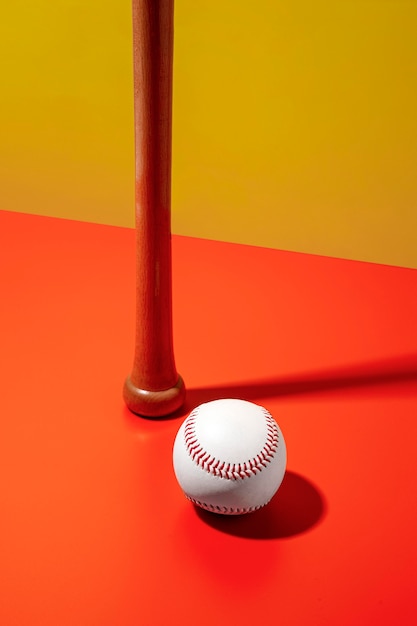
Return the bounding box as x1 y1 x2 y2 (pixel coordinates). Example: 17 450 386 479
194 470 326 539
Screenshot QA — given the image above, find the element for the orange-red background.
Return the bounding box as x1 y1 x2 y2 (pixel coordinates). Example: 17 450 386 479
1 211 417 625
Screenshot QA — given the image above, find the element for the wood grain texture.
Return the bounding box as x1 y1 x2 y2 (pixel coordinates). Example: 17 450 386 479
124 0 185 417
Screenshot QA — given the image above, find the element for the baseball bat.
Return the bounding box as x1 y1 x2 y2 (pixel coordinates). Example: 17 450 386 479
123 0 185 417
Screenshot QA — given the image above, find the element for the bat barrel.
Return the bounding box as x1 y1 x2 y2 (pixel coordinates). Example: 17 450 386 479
124 0 185 417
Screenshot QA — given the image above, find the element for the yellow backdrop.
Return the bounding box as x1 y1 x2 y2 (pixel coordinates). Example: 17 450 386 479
1 1 416 268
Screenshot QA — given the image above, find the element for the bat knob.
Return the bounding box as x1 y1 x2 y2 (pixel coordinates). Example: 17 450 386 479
123 375 186 418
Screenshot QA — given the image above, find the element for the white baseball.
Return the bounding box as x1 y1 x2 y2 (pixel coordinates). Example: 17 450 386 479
173 399 286 515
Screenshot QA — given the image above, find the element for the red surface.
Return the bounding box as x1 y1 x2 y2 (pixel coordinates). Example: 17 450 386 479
1 210 417 625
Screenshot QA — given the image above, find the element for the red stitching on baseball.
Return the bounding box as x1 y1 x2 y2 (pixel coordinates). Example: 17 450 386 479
185 494 271 515
183 407 280 481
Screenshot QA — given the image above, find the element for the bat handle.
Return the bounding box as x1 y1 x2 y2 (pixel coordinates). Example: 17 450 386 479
124 0 185 417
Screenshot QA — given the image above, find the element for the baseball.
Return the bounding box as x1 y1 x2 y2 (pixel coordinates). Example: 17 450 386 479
173 399 287 515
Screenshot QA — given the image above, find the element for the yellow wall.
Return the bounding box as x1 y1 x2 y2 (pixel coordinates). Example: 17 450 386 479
1 1 416 269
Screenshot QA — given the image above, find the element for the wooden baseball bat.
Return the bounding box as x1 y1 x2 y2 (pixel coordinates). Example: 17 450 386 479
123 0 185 417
